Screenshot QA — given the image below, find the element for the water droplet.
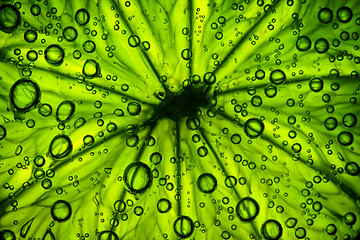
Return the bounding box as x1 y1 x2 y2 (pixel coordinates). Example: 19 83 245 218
30 4 41 16
83 135 95 146
264 84 277 98
312 201 322 211
324 117 337 131
15 144 23 155
325 223 337 235
230 134 241 144
197 146 208 157
26 50 38 62
74 117 86 129
140 41 150 51
255 69 265 80
126 134 139 147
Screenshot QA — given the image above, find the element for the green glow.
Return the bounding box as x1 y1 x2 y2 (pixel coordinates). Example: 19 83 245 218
0 1 360 239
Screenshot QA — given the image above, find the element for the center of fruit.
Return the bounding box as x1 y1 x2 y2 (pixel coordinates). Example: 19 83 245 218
154 86 209 121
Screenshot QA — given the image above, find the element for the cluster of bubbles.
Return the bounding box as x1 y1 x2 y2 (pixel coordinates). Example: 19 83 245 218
0 0 359 240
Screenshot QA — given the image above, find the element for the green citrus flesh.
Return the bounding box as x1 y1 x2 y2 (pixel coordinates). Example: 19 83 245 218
0 1 360 240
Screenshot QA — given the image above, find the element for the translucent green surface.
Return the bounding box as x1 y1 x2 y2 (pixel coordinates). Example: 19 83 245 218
0 1 360 239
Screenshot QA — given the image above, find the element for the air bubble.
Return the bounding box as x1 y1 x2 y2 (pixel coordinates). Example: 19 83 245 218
244 118 264 138
269 69 286 85
264 85 277 98
0 4 21 33
0 230 16 240
98 230 119 240
24 30 37 43
83 40 96 53
44 44 65 66
56 100 75 122
30 4 41 16
236 197 260 222
186 116 201 130
181 49 192 60
342 113 357 127
203 72 216 85
75 9 90 26
345 162 360 176
261 219 283 240
337 131 354 146
83 59 101 78
10 79 41 112
49 135 73 159
197 173 217 193
337 6 353 23
157 198 172 213
318 8 333 23
0 125 6 140
314 38 329 54
128 35 140 47
123 162 152 193
50 200 72 222
255 69 265 80
309 78 323 92
63 26 78 41
173 216 194 238
296 36 311 51
127 102 141 116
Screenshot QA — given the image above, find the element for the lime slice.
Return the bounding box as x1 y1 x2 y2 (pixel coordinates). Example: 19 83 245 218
0 1 359 239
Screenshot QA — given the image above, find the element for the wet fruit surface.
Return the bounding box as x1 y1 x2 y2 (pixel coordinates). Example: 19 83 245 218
0 1 360 239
